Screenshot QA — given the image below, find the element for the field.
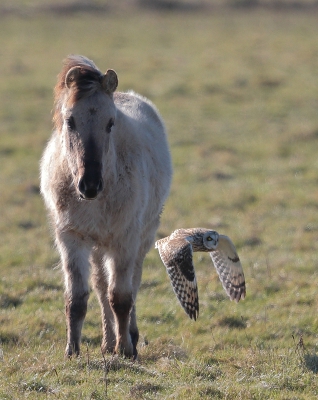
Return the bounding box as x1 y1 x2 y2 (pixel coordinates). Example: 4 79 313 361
1 1 318 398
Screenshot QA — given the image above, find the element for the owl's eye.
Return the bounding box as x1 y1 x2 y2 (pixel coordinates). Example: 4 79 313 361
207 236 212 241
106 118 114 133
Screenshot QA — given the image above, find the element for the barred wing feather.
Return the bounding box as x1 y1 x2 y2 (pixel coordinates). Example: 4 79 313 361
210 235 246 302
155 237 199 320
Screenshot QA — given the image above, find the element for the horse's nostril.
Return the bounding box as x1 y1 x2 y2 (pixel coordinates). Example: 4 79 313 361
97 178 103 193
78 177 86 196
78 176 102 200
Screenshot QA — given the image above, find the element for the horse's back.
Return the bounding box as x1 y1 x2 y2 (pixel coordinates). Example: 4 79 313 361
114 90 172 192
114 91 165 132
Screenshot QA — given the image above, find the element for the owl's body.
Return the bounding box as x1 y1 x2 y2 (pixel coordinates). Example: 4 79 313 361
155 228 245 320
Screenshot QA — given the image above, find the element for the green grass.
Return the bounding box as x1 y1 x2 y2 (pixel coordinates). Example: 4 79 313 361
1 3 318 398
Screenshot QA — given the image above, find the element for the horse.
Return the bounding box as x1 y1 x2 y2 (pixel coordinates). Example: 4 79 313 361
40 55 172 359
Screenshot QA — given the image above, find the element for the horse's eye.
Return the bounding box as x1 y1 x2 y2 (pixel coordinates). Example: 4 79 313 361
67 116 76 131
106 118 114 134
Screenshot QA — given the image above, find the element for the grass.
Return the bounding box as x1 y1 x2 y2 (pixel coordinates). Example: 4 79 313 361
1 2 318 398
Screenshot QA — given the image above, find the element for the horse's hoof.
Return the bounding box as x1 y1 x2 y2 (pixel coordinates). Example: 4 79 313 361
65 343 80 359
114 342 134 359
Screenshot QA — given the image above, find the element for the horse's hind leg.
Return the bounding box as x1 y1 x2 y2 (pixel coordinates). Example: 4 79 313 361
107 256 135 358
91 250 116 353
128 255 145 359
56 231 91 357
129 229 159 358
129 304 139 359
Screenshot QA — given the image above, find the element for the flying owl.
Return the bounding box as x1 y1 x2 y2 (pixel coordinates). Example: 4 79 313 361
155 228 246 320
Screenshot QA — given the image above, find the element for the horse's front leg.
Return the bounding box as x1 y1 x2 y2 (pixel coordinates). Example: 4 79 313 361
56 231 91 358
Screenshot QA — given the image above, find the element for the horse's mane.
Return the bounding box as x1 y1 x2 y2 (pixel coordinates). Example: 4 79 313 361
53 55 103 131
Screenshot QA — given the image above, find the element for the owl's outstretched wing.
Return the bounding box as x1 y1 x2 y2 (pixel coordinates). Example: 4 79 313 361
155 237 199 320
209 235 246 302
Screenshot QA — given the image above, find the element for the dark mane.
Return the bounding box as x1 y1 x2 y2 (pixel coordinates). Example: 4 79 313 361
53 55 103 131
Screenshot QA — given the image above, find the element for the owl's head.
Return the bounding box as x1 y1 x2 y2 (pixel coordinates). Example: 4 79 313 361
203 231 219 250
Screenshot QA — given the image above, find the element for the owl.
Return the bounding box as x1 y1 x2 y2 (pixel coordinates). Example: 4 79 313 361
155 228 246 320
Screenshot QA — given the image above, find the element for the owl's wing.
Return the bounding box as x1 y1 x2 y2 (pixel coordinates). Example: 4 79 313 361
155 237 199 320
209 235 246 302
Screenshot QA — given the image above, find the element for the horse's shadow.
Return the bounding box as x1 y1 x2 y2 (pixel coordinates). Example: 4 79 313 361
304 353 318 373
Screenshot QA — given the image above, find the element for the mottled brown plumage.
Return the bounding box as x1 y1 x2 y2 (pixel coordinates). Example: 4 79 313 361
155 228 245 320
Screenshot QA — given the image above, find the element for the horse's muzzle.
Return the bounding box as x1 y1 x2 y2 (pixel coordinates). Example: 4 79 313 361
78 176 103 200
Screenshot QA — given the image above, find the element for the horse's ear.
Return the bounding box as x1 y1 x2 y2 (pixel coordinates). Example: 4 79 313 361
101 69 118 94
65 66 81 88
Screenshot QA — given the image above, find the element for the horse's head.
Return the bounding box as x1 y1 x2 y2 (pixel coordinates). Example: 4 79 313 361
58 63 118 200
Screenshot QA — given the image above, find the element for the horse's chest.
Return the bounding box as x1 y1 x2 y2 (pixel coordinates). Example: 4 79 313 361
71 202 110 230
53 172 139 245
65 199 131 244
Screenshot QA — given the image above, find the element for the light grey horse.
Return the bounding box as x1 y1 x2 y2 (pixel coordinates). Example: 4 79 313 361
40 55 172 358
